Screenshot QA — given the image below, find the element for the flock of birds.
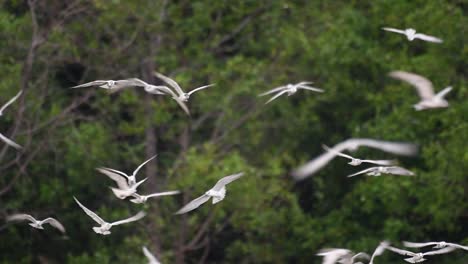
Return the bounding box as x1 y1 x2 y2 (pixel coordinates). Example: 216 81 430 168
0 24 465 264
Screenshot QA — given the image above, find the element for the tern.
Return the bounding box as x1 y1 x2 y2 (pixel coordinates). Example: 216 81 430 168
384 244 455 263
403 241 468 251
143 246 161 264
323 145 396 166
382 27 443 43
74 197 145 235
347 166 415 178
292 138 418 180
99 155 157 187
0 90 22 116
97 167 148 199
175 172 244 215
154 71 215 102
316 248 369 264
259 82 324 104
71 79 146 90
369 241 389 264
130 191 181 204
6 214 66 233
389 71 452 110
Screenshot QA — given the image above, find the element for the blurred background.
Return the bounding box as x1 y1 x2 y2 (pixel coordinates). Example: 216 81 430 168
0 0 467 263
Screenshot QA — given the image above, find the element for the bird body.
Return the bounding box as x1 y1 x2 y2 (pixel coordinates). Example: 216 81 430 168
71 79 145 90
382 27 443 43
384 244 455 263
154 71 214 102
259 82 323 104
99 155 157 187
323 145 396 166
110 177 148 199
347 166 414 178
403 241 468 251
6 214 66 233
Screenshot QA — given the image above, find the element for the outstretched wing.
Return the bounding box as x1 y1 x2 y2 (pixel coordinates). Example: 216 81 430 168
96 168 129 189
155 86 190 115
143 246 160 264
423 246 456 256
264 90 289 104
0 90 23 115
435 86 452 99
73 197 106 225
414 33 443 43
447 243 468 251
133 155 158 177
382 27 406 35
71 80 108 88
111 211 146 226
386 166 415 176
322 144 354 160
0 133 22 149
361 159 396 166
43 218 66 233
389 71 435 100
146 190 181 198
297 84 324 93
258 86 287 96
213 172 244 191
370 241 389 264
403 241 437 248
6 214 36 223
384 245 415 256
175 195 211 215
347 167 376 178
187 84 215 96
154 72 184 95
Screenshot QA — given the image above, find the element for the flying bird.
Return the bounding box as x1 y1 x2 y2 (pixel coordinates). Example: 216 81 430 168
97 168 148 199
382 27 443 43
143 246 161 264
316 248 369 264
154 71 215 102
389 71 452 110
347 166 414 178
110 178 148 199
71 79 145 90
369 241 390 264
384 244 455 263
403 241 468 251
74 197 145 235
0 90 23 116
175 172 244 215
292 138 418 180
322 145 396 166
6 214 66 233
130 191 181 204
259 82 324 104
99 155 157 187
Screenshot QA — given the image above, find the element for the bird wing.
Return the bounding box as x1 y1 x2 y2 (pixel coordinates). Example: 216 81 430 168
132 155 158 178
6 214 36 223
153 72 184 95
110 187 133 199
112 79 143 90
316 249 350 264
423 246 456 256
370 241 390 264
297 85 324 93
0 133 22 149
386 166 415 176
70 80 108 88
155 86 191 115
110 211 146 226
264 90 290 104
361 159 396 166
389 71 435 100
175 194 211 215
385 245 415 256
435 86 452 99
352 252 370 261
73 197 106 225
212 172 244 191
382 27 406 34
146 190 181 198
143 246 160 264
0 90 23 115
403 241 437 248
347 167 376 178
322 144 354 160
414 33 443 43
447 243 468 251
187 83 215 96
258 86 288 96
96 168 129 189
42 218 66 233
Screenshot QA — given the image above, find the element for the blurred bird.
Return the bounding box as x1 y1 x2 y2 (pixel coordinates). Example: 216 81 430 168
292 138 418 180
71 79 146 90
322 145 396 166
0 90 22 116
110 178 148 199
403 241 468 251
6 214 66 233
384 244 455 263
347 166 415 178
122 78 166 95
143 246 161 264
99 155 157 187
130 191 181 204
259 82 323 104
175 172 244 215
382 27 443 43
97 168 148 199
154 71 215 102
369 241 390 264
389 71 452 110
74 197 145 235
316 248 369 264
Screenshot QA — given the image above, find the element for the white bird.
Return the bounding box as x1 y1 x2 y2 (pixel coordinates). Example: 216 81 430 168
110 178 148 199
369 241 390 264
323 145 396 166
97 167 148 199
384 244 455 263
259 82 324 104
403 241 468 251
154 71 215 102
292 138 418 180
0 90 23 116
130 191 181 204
74 197 145 235
6 214 66 233
347 166 415 178
382 27 443 43
143 246 161 264
124 78 166 95
389 71 452 110
99 155 157 187
71 79 145 90
316 248 369 264
175 172 244 215
0 132 22 149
